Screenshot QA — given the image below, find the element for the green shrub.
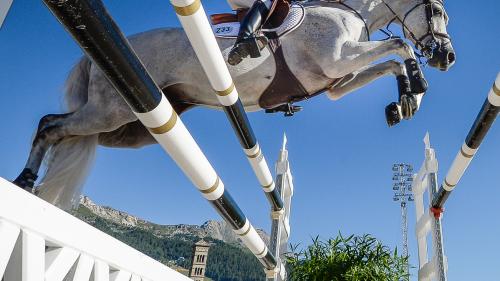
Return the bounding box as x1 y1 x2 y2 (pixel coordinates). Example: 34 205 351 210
286 234 409 281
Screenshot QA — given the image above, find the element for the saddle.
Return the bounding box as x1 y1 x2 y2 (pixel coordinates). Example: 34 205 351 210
211 3 335 116
212 0 291 29
211 1 304 38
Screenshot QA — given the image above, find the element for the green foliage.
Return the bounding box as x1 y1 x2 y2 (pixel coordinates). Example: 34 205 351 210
205 240 265 281
286 234 409 281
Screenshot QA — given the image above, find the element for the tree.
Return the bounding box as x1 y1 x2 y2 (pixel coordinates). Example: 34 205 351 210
286 234 409 281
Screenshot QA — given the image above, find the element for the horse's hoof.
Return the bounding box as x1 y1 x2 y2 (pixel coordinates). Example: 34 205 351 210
400 94 418 119
385 102 402 127
12 168 37 193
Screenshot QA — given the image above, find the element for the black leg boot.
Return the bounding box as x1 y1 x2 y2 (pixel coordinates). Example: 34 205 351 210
227 0 270 66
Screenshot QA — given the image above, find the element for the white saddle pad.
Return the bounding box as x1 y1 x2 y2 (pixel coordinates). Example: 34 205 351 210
212 3 305 39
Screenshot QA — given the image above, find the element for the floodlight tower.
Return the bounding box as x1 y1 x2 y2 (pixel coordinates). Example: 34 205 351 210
392 163 414 271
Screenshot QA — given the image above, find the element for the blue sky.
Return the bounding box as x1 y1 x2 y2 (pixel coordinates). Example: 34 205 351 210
0 0 498 280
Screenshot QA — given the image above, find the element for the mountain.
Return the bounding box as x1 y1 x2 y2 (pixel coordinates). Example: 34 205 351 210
78 196 270 245
73 197 269 281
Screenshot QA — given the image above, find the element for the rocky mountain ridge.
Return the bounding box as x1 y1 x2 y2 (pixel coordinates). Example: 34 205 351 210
79 196 269 245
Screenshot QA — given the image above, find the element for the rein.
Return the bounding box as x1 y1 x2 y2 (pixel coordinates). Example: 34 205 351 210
320 0 370 41
381 0 450 55
318 0 449 58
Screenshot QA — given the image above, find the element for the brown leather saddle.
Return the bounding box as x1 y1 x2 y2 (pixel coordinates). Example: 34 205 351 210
211 1 337 116
211 0 291 28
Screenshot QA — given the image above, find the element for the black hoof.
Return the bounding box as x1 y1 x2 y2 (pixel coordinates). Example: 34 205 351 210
385 102 401 127
12 168 37 193
400 94 418 119
411 77 428 94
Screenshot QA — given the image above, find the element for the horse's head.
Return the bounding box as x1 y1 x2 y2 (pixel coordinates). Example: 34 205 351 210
392 0 455 71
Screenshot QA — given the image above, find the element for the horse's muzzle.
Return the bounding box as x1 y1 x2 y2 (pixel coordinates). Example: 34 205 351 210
427 43 456 71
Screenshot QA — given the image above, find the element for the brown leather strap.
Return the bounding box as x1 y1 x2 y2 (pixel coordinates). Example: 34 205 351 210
259 32 309 109
236 9 248 22
211 13 239 25
259 32 339 110
223 0 290 27
264 0 291 29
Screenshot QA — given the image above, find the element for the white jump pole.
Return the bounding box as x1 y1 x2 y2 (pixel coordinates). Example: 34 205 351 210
42 0 279 273
169 0 285 214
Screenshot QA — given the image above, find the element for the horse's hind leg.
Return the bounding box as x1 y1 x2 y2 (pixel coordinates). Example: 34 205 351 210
98 120 156 149
13 104 136 193
36 113 73 133
13 113 75 191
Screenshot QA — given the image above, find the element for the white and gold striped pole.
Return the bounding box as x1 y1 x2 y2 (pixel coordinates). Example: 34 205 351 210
170 0 284 213
432 72 499 209
42 0 278 271
0 0 13 28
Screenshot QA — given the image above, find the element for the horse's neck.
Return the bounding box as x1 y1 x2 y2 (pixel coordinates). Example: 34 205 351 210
334 0 407 33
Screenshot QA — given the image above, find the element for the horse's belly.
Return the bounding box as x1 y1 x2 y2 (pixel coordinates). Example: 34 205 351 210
125 28 275 111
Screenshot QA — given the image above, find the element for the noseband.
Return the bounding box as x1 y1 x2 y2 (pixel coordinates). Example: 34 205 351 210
382 0 450 54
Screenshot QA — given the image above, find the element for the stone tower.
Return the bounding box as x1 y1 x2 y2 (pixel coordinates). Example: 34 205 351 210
189 240 210 280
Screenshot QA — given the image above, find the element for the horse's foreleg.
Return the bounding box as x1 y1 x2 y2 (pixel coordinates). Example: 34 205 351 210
325 39 427 94
327 60 406 100
327 60 424 126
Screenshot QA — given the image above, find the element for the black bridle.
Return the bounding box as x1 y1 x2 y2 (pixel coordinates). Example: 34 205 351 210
382 0 450 56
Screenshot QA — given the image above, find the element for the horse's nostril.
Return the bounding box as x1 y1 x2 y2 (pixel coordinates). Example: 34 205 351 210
448 52 456 64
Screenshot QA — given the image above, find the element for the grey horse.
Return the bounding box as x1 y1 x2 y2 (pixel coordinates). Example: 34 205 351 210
13 0 455 209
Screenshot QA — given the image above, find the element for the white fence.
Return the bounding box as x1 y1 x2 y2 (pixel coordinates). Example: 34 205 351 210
0 177 190 281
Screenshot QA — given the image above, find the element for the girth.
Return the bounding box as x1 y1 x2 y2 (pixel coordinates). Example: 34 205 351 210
260 32 337 112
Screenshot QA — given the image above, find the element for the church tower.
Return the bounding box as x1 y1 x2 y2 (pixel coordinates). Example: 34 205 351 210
189 240 210 280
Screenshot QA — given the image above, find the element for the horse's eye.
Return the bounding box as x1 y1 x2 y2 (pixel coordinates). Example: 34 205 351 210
433 8 443 16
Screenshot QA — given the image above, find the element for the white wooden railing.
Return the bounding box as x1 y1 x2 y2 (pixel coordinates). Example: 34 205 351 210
0 177 191 281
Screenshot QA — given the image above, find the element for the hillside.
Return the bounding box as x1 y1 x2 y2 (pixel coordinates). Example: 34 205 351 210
73 197 268 281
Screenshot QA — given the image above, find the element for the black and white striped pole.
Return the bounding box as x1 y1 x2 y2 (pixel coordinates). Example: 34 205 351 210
432 73 500 209
0 0 13 28
169 0 284 213
42 0 278 272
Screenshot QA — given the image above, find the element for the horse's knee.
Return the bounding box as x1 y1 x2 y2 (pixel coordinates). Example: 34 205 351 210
393 39 414 59
385 60 405 76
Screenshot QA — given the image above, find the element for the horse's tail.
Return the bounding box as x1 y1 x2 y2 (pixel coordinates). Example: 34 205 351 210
37 58 98 210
